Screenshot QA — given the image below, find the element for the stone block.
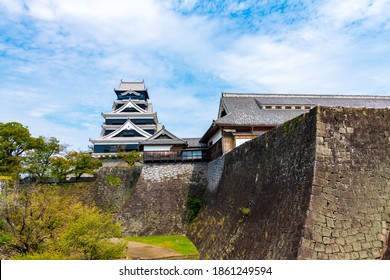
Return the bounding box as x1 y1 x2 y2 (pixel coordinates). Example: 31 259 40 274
328 253 339 260
336 237 346 245
331 229 340 237
317 145 331 156
322 227 332 237
344 244 353 253
323 237 332 244
361 242 372 250
314 243 325 252
372 241 382 248
358 250 368 259
300 237 312 249
326 217 335 228
317 252 329 260
312 212 326 223
298 247 316 260
312 232 323 243
342 220 352 229
337 252 351 260
345 235 358 243
351 252 360 259
371 248 382 259
356 233 365 241
316 137 324 145
331 243 340 253
346 127 354 134
352 242 362 251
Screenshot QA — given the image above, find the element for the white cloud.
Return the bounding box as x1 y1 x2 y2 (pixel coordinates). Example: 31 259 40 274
319 0 390 29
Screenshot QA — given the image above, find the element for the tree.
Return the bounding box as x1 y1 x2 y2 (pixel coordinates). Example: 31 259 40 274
0 186 71 253
0 185 125 259
56 207 124 260
0 122 36 177
23 137 64 182
65 151 102 181
50 156 71 182
117 151 142 166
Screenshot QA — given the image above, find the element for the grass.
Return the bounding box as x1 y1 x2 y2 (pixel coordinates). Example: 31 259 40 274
124 235 199 256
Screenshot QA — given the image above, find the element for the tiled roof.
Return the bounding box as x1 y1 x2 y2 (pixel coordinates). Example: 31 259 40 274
216 109 308 126
182 138 203 147
140 127 187 145
116 80 146 91
223 93 390 107
218 93 390 126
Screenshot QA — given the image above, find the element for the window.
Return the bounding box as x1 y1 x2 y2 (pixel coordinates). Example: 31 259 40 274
182 150 203 159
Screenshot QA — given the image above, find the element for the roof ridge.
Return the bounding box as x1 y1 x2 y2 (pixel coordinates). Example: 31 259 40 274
221 92 390 99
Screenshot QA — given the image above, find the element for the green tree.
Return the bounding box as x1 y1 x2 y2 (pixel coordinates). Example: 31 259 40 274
66 151 102 181
50 151 102 182
50 156 71 182
23 137 64 182
0 186 71 253
56 207 124 260
117 151 142 166
0 185 125 259
0 122 36 177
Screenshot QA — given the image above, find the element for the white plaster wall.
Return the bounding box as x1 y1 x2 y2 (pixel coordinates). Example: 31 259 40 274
209 129 222 146
235 138 252 147
144 145 172 151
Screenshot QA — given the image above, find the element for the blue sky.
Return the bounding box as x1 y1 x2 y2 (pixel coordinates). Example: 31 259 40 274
1 0 390 151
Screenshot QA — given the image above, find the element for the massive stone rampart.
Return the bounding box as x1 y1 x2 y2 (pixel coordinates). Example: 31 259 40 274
117 162 207 236
298 107 390 260
188 109 317 259
188 107 390 260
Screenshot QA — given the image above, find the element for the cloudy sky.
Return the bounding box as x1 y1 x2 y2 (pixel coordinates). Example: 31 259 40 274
1 0 390 151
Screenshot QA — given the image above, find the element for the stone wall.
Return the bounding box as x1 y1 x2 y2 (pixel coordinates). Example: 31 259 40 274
188 110 317 259
298 107 390 260
93 163 142 213
117 162 207 236
205 155 225 203
188 107 390 260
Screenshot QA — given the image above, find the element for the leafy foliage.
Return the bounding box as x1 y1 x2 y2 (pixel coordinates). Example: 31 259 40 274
0 122 36 177
106 175 122 187
239 207 251 216
117 151 142 166
0 185 125 259
186 197 203 223
56 209 125 260
0 122 102 183
50 151 102 182
66 151 102 180
23 137 64 182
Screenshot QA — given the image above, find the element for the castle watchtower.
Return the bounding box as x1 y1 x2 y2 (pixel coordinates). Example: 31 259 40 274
90 80 161 155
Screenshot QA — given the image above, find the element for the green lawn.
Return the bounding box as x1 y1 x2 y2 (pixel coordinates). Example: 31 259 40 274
124 235 199 256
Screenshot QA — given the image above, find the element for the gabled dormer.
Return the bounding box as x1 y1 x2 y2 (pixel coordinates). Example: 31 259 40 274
139 126 187 152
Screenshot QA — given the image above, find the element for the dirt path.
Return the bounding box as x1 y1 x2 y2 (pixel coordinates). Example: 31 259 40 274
124 241 183 260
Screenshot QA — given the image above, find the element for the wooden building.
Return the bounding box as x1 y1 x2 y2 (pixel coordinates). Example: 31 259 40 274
201 93 390 160
140 127 209 162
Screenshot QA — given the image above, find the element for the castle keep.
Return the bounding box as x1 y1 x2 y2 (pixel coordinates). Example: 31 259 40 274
90 80 160 154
